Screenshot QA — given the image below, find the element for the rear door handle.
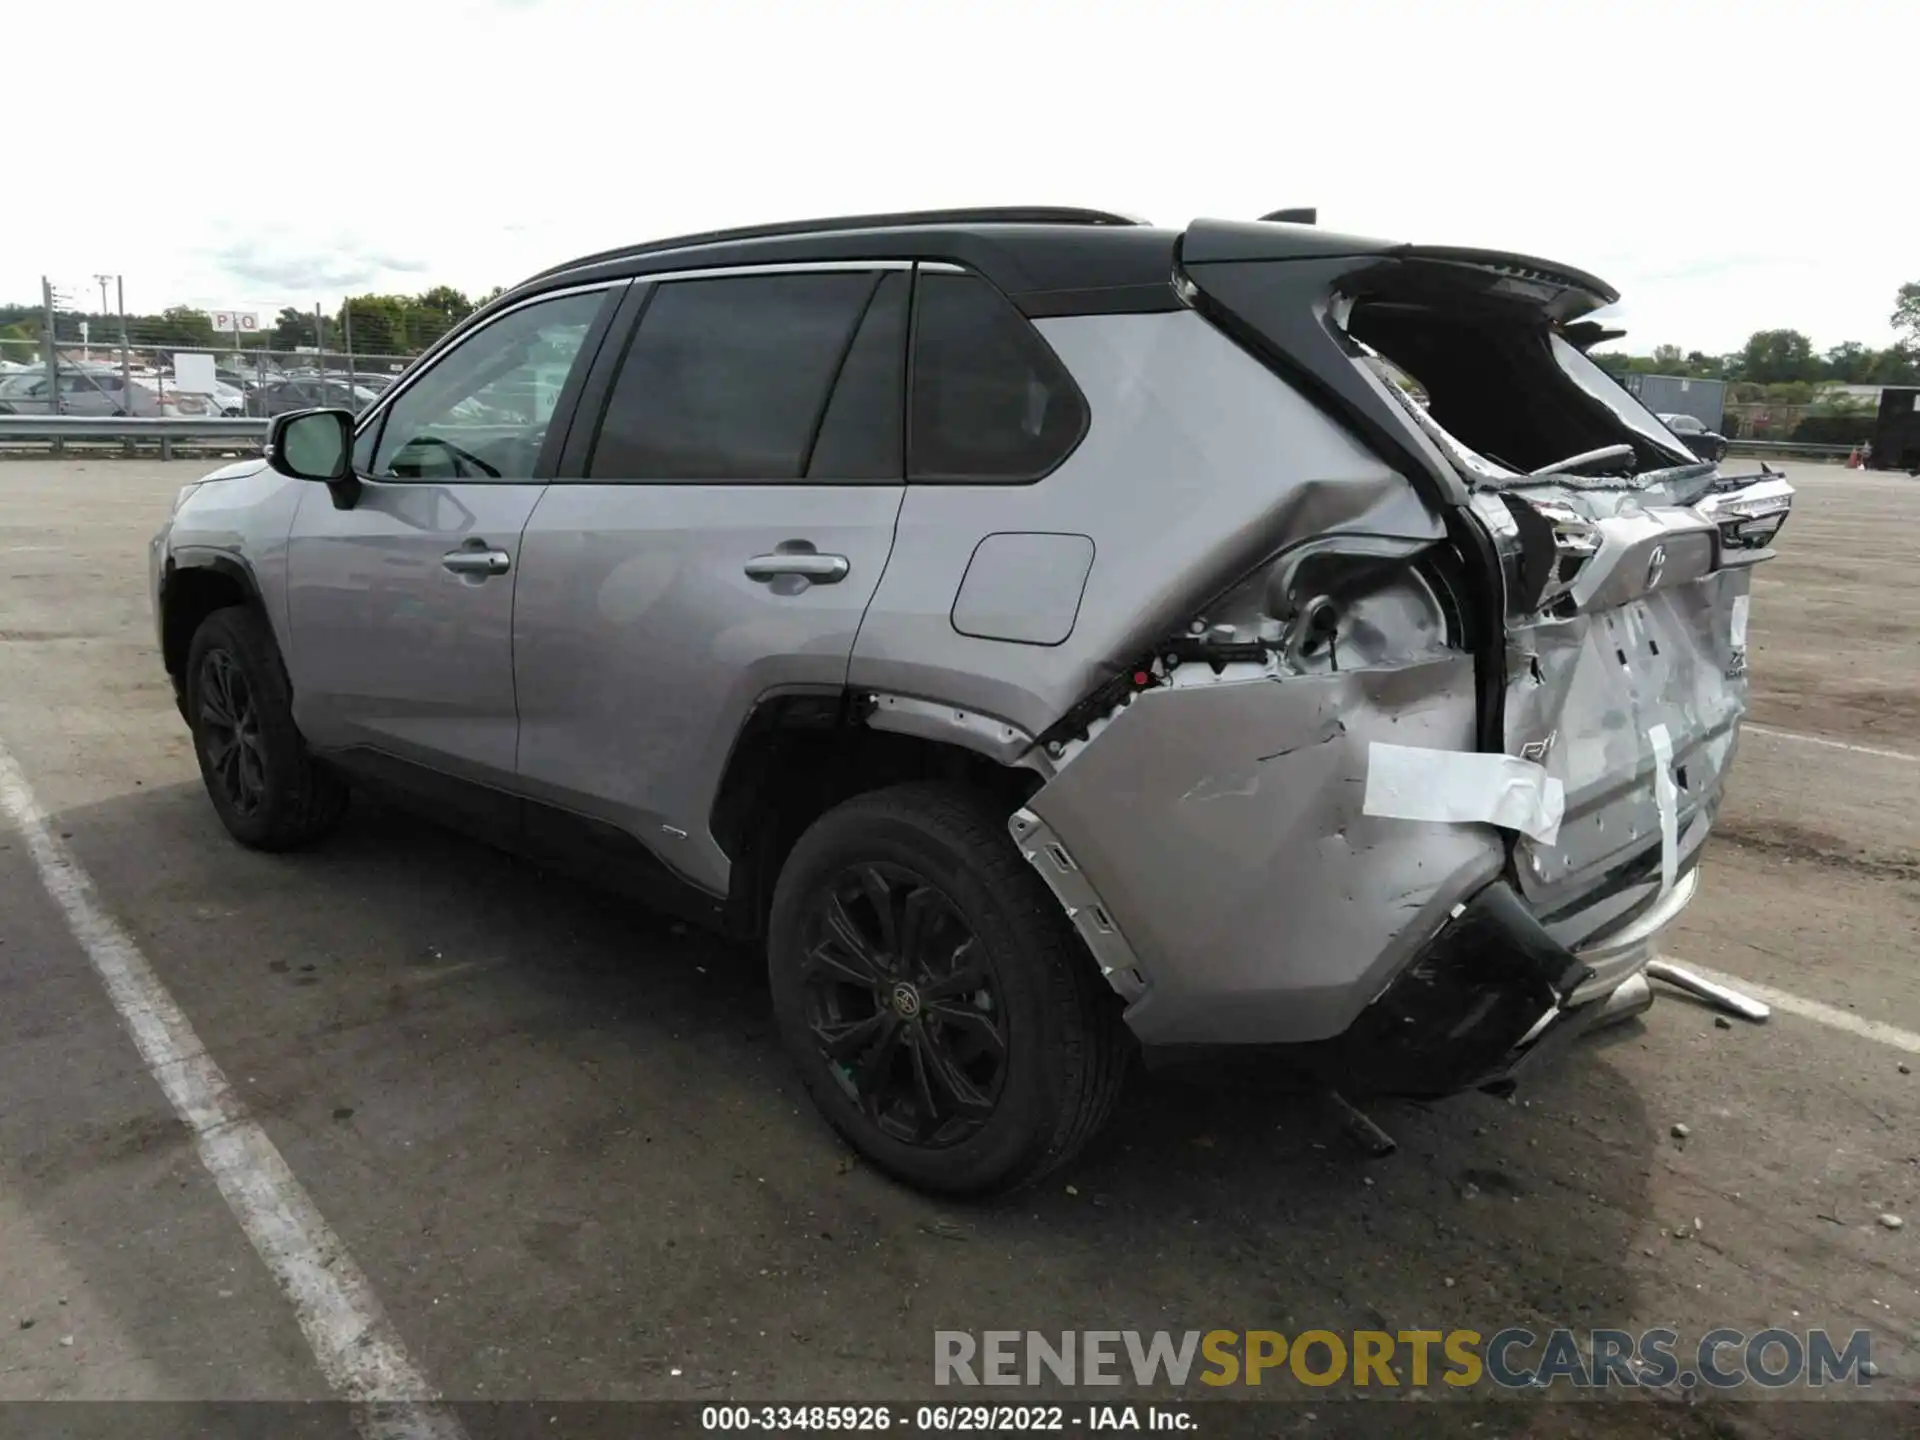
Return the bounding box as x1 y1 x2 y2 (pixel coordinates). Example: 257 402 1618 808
442 546 512 577
744 552 850 584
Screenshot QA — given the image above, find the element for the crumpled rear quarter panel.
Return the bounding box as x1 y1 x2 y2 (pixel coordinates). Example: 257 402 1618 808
1024 656 1505 1046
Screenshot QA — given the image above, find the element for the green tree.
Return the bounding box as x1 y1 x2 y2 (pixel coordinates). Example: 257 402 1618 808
408 285 474 348
147 307 216 348
1822 341 1873 383
1867 345 1920 385
1891 282 1920 348
337 294 410 355
269 307 318 350
1738 329 1818 384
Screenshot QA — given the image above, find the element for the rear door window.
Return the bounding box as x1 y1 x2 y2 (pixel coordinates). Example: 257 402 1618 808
908 271 1087 482
806 271 908 480
588 272 881 481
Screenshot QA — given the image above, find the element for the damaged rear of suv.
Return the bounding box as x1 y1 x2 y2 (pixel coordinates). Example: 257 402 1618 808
997 220 1791 1116
156 206 1791 1198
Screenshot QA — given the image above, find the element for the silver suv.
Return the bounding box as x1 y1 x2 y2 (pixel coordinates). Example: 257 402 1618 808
151 207 1794 1195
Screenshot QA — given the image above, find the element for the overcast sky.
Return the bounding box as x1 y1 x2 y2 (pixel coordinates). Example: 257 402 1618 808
9 0 1912 354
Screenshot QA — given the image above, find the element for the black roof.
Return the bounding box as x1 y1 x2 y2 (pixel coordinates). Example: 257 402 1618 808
505 206 1186 318
476 205 1620 333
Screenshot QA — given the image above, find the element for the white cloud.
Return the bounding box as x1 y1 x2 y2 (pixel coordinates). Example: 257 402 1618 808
8 0 1913 351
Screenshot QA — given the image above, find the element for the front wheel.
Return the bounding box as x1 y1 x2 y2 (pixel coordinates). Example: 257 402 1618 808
186 605 349 850
768 782 1129 1196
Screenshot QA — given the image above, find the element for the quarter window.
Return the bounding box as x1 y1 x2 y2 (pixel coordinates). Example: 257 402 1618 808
589 272 879 481
370 290 604 480
908 271 1087 482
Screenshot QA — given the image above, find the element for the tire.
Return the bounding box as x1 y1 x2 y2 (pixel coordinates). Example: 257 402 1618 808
767 781 1129 1196
185 605 349 850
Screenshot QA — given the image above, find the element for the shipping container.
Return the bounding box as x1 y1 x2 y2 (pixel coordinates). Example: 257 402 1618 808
1620 372 1728 429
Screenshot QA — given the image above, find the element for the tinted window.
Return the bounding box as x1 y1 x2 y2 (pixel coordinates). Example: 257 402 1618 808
807 271 907 480
909 272 1087 482
589 272 877 481
372 289 603 481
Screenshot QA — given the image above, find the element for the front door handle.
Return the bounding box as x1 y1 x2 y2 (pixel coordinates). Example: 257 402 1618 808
744 552 850 584
442 546 511 577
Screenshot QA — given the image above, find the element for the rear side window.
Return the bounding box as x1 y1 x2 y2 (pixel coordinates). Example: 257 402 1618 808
909 271 1087 482
589 272 879 481
807 271 908 480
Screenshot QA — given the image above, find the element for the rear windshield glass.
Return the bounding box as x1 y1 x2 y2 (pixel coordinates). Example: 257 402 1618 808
1347 306 1696 481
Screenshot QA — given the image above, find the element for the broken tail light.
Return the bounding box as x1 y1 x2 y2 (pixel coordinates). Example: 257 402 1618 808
1167 535 1470 678
1695 475 1793 551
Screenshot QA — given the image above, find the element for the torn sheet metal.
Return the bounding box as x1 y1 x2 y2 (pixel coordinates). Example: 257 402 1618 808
1503 559 1749 945
1022 655 1506 1047
1362 742 1565 846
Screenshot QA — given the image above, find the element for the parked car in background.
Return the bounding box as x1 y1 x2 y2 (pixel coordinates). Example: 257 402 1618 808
152 206 1795 1195
244 377 380 417
1659 413 1728 463
186 378 249 416
0 368 213 417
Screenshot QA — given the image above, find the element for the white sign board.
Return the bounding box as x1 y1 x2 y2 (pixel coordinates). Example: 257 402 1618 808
173 352 218 395
210 310 260 334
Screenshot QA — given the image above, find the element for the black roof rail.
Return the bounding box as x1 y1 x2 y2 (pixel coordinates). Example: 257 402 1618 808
522 206 1146 285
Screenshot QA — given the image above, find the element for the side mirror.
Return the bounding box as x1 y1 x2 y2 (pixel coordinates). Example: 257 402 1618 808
267 408 354 481
266 408 360 508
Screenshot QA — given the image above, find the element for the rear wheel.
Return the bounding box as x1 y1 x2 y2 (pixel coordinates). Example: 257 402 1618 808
186 606 348 850
768 782 1129 1196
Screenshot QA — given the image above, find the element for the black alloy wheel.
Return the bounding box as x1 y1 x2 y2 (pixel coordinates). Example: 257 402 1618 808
196 646 268 817
767 782 1129 1196
797 861 1008 1148
185 605 349 850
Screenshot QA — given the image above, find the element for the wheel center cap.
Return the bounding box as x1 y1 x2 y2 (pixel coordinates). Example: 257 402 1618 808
889 982 922 1019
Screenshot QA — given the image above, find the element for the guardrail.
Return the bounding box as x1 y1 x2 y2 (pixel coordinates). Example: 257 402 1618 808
1724 439 1852 460
0 414 267 458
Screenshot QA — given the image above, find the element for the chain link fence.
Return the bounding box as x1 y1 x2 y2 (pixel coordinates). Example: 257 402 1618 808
0 277 485 423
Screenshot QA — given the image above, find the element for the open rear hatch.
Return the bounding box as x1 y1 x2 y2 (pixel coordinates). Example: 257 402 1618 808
1178 221 1793 968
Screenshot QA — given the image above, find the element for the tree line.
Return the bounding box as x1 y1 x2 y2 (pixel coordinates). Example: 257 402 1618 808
1592 281 1920 395
9 279 1919 385
0 285 508 359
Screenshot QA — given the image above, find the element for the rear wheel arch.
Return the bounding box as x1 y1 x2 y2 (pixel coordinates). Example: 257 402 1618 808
709 692 1045 943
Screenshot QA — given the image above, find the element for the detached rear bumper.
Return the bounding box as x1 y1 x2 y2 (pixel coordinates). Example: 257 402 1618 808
1014 652 1707 1097
1293 869 1695 1098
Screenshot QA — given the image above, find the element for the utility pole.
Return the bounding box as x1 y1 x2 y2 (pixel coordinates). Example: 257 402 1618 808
93 273 111 318
116 276 132 399
341 297 355 403
41 277 59 397
42 277 61 452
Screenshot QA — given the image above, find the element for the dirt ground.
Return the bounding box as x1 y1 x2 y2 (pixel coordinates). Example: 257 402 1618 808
0 457 1914 1435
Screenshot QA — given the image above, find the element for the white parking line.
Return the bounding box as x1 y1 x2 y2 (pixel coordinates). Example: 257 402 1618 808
1743 724 1918 764
1661 960 1920 1057
0 740 466 1440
